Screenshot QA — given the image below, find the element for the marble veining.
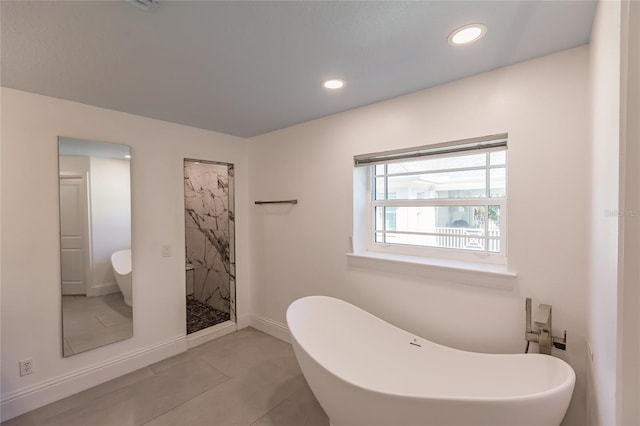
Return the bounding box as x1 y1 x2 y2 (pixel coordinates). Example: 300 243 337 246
184 160 236 331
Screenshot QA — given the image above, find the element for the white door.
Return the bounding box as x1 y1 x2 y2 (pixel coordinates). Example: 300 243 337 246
60 177 88 295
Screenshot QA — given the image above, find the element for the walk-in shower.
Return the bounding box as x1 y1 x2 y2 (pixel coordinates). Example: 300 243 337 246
184 159 236 334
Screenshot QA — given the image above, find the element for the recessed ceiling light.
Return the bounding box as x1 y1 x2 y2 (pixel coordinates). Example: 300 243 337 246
448 24 487 46
322 79 346 90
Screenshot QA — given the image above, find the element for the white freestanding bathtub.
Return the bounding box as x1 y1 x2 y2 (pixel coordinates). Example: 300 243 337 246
286 296 575 426
111 249 132 307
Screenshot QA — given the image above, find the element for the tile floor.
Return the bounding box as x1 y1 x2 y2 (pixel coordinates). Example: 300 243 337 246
62 293 133 356
3 328 329 426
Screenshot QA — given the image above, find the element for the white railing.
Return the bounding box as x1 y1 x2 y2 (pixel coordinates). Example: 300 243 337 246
435 227 500 252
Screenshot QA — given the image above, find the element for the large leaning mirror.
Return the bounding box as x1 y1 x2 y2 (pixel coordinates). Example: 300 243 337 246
58 137 133 357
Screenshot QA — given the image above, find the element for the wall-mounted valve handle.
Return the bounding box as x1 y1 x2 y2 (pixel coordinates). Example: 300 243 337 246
524 298 568 354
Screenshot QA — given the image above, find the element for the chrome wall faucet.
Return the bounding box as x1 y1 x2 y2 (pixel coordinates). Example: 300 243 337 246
525 298 567 354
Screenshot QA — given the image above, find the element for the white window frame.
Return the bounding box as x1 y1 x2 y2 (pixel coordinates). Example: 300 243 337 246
355 134 508 266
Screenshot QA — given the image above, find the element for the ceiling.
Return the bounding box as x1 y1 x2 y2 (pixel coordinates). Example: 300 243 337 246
1 1 597 138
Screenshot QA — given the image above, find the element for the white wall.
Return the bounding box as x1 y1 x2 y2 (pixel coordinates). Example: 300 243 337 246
587 3 640 424
0 87 250 420
59 155 90 176
615 0 640 424
587 1 621 425
89 156 131 293
249 46 590 426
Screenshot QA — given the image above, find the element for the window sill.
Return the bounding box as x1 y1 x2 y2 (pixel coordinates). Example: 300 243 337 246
346 251 517 290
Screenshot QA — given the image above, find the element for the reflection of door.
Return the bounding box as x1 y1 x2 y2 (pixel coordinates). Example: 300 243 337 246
60 176 88 295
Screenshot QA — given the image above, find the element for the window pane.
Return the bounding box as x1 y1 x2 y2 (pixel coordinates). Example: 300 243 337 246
375 207 384 231
373 206 492 251
375 207 399 231
386 207 397 231
489 168 506 198
488 205 500 231
387 169 486 200
487 205 500 253
375 177 385 200
387 153 486 175
374 206 485 233
490 151 506 166
375 164 386 176
375 232 384 243
391 206 432 233
385 233 439 247
449 206 485 231
385 232 486 251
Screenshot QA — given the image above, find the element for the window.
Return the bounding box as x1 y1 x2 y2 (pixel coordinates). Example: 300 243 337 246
354 134 507 264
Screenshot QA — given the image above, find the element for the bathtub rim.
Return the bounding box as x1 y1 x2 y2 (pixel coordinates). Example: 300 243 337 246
287 295 576 403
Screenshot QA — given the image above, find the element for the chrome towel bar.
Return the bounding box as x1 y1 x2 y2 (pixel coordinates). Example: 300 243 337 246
254 200 298 205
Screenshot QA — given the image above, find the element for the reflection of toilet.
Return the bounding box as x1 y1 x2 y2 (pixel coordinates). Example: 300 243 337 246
111 249 132 306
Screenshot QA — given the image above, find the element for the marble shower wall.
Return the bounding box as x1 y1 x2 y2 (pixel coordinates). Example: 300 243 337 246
184 160 235 320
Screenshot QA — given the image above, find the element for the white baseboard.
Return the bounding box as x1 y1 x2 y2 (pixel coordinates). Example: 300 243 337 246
0 335 186 422
237 314 251 330
247 313 290 343
1 313 290 422
61 282 86 295
187 320 237 349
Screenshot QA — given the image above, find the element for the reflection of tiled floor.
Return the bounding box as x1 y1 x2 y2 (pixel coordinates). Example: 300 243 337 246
62 293 133 356
3 328 329 426
186 296 230 334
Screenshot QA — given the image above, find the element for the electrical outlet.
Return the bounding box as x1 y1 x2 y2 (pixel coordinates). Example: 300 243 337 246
19 358 33 376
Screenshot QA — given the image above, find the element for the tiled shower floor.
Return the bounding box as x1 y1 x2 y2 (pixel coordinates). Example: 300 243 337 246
186 296 230 334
